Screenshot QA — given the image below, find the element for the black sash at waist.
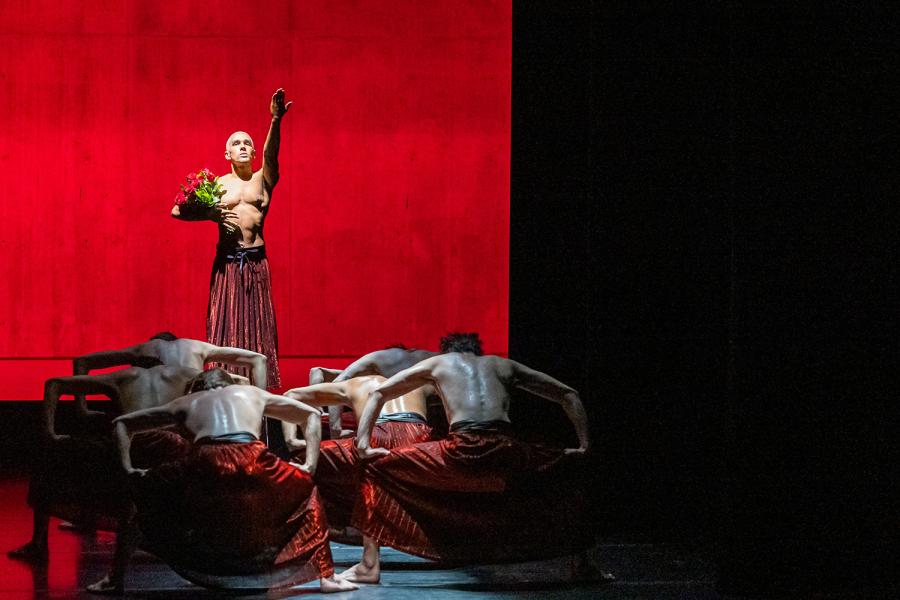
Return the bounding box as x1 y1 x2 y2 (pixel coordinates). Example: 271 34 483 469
449 419 513 433
215 245 267 269
376 412 428 425
195 431 259 445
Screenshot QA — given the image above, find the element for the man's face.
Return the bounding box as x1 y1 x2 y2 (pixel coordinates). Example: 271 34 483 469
225 131 256 164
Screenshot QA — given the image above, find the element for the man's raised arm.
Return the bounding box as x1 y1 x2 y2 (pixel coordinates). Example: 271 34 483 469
263 88 292 190
508 360 590 454
202 345 267 389
355 359 437 459
42 375 120 441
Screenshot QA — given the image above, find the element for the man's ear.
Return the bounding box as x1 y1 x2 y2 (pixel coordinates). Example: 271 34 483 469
224 149 231 161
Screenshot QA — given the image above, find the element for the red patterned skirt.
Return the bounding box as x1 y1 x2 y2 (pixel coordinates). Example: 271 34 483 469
134 438 332 588
295 415 433 530
352 421 592 564
207 244 280 389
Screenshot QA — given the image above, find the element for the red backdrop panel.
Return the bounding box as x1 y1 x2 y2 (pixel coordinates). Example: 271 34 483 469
0 1 510 399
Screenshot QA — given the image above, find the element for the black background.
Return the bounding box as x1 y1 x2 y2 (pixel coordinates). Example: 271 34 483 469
510 2 897 597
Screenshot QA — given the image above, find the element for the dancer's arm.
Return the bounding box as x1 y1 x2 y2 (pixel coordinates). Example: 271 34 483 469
282 383 349 448
355 359 436 459
72 346 154 418
113 401 183 475
42 375 121 441
202 345 267 389
264 394 321 475
310 366 353 439
309 367 342 384
508 360 589 454
263 88 292 190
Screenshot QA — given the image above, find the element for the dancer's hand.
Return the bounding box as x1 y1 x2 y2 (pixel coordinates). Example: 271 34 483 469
291 461 316 476
563 446 588 456
270 88 293 120
355 444 390 461
126 467 148 478
287 438 307 450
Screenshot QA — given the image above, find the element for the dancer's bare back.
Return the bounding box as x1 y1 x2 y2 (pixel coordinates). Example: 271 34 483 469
356 353 591 458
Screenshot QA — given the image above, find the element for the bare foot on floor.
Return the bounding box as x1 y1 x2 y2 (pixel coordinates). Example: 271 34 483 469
59 520 96 533
320 576 358 592
85 574 123 595
338 560 380 583
573 552 616 583
7 541 48 563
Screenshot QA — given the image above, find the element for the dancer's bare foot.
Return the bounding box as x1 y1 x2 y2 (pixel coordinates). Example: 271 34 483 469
573 549 616 583
86 574 123 595
7 541 48 563
338 560 380 584
319 575 358 592
59 520 96 533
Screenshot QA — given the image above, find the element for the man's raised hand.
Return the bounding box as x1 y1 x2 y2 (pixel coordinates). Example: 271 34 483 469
270 88 293 120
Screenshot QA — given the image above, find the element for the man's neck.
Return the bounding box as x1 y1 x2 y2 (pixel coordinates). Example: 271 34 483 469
231 164 254 180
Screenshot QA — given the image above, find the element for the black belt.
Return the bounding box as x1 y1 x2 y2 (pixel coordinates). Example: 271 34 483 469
216 245 266 272
376 412 427 425
449 419 512 433
195 431 258 445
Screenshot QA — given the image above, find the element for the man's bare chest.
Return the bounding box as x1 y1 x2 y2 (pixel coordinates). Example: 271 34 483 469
220 178 268 211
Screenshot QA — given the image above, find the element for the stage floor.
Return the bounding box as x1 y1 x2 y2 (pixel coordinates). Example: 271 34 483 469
0 476 719 599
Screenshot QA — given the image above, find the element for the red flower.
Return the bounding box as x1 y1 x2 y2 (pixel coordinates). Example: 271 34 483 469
175 190 186 205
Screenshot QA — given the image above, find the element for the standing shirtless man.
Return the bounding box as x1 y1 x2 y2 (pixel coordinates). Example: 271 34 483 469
171 89 292 389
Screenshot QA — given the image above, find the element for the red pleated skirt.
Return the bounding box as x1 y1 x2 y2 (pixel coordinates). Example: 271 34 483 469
352 423 592 564
134 440 332 588
305 420 433 529
207 245 281 389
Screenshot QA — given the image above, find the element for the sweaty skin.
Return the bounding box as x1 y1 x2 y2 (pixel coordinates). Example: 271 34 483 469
170 88 291 249
8 365 245 568
339 353 591 584
74 338 267 389
70 338 266 426
280 376 427 448
356 353 591 459
43 366 206 441
317 347 439 439
332 348 440 383
110 385 358 594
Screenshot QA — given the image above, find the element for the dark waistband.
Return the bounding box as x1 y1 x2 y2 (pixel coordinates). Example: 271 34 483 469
449 419 513 433
216 244 267 262
195 431 259 445
376 411 428 425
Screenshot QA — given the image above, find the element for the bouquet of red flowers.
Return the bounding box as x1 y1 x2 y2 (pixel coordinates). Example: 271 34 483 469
174 168 225 208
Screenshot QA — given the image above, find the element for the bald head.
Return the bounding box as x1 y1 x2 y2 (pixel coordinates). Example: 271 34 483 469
224 131 256 165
